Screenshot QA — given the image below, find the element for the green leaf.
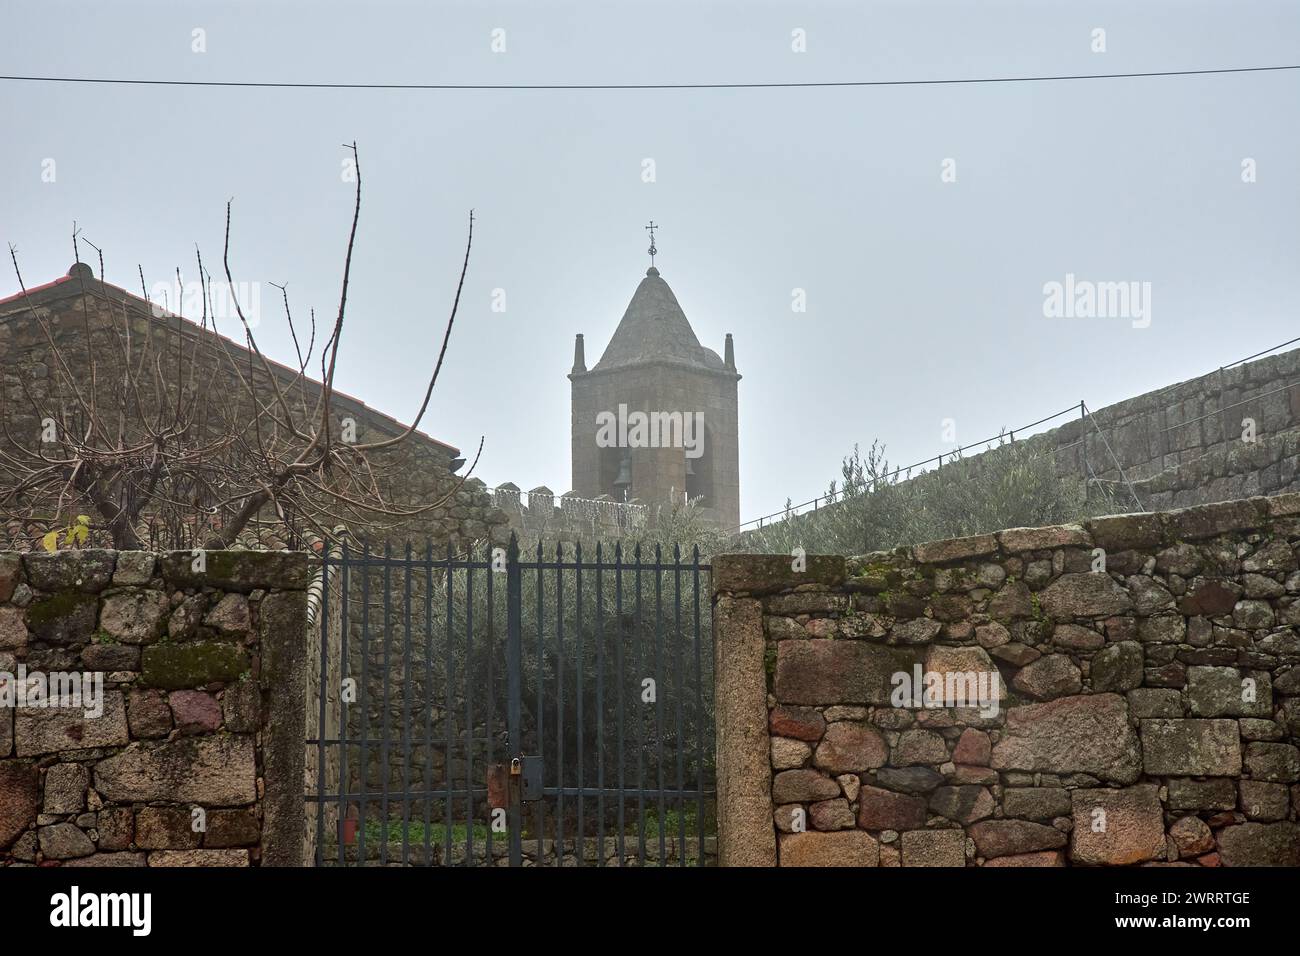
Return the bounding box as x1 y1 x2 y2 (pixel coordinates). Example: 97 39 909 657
42 530 60 553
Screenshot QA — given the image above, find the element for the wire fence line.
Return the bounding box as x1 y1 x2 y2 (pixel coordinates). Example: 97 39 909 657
733 333 1300 535
1082 402 1143 512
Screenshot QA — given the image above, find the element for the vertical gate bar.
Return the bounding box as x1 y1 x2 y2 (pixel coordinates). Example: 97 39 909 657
380 543 393 865
654 544 666 865
337 539 351 862
506 533 523 868
614 542 625 865
444 542 454 866
555 540 565 867
357 541 372 866
534 539 545 866
314 543 330 865
595 541 605 867
422 541 435 866
575 540 585 866
400 542 414 865
485 540 495 863
634 543 646 863
465 543 475 864
706 565 716 860
692 546 705 866
673 543 686 866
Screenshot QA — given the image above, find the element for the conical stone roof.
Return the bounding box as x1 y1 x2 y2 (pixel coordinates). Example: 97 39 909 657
594 267 725 372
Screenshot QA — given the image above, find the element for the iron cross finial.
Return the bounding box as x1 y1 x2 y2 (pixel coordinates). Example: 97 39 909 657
645 220 658 266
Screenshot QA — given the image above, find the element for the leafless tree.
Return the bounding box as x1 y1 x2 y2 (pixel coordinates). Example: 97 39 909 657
0 144 481 551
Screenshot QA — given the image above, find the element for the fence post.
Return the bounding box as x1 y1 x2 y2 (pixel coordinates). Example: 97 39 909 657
505 533 523 867
711 556 778 867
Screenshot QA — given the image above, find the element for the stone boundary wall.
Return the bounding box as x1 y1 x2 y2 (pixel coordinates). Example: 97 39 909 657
713 494 1300 867
0 549 306 867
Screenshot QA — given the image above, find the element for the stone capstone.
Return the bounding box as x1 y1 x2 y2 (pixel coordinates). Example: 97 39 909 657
111 552 156 586
23 551 116 592
160 550 307 592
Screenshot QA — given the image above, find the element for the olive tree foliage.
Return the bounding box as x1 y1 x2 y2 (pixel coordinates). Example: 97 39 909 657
741 437 1120 557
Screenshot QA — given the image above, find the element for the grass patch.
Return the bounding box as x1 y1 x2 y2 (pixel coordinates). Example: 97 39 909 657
328 804 708 846
362 820 493 845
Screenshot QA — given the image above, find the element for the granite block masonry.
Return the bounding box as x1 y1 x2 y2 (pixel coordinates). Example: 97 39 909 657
713 493 1300 867
0 549 306 867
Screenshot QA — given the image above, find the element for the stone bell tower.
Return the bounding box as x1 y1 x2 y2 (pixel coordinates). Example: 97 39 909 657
568 224 740 529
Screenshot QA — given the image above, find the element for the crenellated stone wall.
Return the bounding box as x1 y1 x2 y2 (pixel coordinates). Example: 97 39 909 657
483 482 649 546
0 549 306 867
713 493 1300 867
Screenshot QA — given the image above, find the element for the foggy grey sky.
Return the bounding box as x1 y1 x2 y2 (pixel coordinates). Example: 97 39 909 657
2 0 1298 526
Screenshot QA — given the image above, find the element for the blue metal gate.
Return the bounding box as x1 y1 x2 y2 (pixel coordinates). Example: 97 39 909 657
306 534 716 866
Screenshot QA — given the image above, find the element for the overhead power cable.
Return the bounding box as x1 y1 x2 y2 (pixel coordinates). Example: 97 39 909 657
1 63 1298 91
